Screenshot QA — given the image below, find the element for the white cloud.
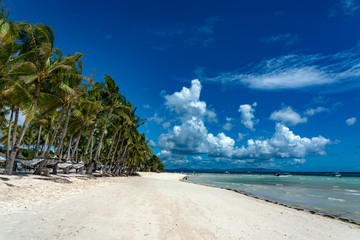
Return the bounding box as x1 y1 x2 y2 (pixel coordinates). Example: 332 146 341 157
237 133 246 142
164 79 217 122
270 106 307 125
157 80 331 166
304 107 328 116
157 150 189 166
232 123 330 160
238 102 258 130
143 104 150 109
223 122 233 130
149 140 157 147
205 44 360 91
346 117 357 126
158 116 235 157
149 113 164 124
223 117 234 130
260 33 300 46
158 122 330 162
162 122 171 129
293 158 306 164
342 0 359 16
206 110 218 123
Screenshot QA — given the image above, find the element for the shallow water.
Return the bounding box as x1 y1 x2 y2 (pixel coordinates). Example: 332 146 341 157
186 173 360 223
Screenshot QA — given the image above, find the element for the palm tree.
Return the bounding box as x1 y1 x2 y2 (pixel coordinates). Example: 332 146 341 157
33 52 86 174
1 2 162 175
86 75 129 174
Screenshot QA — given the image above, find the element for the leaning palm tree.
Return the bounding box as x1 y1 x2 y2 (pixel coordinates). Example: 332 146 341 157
86 75 129 174
33 52 86 175
4 23 84 175
1 1 160 175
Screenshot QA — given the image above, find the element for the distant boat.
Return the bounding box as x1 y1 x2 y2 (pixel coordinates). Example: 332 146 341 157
332 172 341 178
274 173 291 177
224 171 230 174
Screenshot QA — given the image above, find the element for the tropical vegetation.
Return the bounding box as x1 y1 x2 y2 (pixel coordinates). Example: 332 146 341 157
0 1 164 176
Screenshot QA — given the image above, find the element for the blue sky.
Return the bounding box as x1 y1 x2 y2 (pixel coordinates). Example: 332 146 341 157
9 0 360 171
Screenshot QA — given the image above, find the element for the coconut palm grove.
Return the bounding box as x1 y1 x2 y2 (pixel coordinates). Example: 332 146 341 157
0 2 164 176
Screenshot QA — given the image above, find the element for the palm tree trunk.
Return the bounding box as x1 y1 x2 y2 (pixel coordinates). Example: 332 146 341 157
34 106 67 175
57 103 72 159
75 148 79 163
104 130 117 171
86 108 113 174
11 108 19 152
86 123 108 174
93 123 109 161
71 126 83 159
130 158 141 175
89 134 94 164
4 118 31 175
66 134 73 160
4 82 42 175
119 144 129 173
5 108 19 173
120 150 130 175
6 106 13 161
34 124 42 158
82 123 95 162
108 130 121 172
111 139 125 174
41 130 49 156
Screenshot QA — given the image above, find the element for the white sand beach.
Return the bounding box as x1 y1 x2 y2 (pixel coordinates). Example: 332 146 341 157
0 172 359 240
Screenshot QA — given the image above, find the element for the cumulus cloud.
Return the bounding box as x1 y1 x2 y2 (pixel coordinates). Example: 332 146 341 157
293 158 306 164
157 150 189 166
270 106 307 125
158 122 330 163
232 123 330 160
164 79 217 122
346 117 357 126
238 102 258 130
158 116 235 157
304 107 328 116
204 44 360 91
157 80 331 167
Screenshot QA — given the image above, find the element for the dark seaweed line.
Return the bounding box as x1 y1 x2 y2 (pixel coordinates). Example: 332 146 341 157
180 176 360 227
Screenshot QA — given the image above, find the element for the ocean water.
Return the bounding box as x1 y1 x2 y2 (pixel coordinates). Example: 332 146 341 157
186 173 360 223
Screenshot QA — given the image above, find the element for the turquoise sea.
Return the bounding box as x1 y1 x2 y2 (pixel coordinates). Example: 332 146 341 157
186 173 360 223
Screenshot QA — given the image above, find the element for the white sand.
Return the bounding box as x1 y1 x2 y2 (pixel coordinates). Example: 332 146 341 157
0 172 359 240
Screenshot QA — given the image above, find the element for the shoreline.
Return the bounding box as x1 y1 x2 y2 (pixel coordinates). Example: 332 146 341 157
182 177 360 226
